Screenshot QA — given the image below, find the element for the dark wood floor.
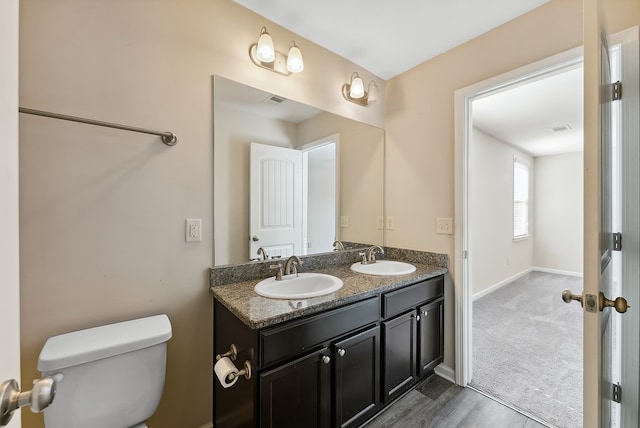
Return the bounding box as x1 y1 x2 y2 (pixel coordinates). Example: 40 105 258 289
363 375 547 428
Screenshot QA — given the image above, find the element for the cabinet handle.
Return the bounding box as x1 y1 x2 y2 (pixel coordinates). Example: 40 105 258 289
321 355 331 364
337 348 346 357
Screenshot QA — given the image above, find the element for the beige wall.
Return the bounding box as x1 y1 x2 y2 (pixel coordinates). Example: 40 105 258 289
298 113 385 247
470 128 534 297
534 152 584 273
384 0 639 370
18 1 384 427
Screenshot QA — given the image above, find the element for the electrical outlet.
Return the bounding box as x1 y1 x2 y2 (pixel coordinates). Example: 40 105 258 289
340 216 349 228
436 218 453 235
186 219 202 242
386 216 394 230
377 216 384 230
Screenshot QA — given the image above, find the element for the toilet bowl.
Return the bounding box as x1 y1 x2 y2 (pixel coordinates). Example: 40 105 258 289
37 314 172 428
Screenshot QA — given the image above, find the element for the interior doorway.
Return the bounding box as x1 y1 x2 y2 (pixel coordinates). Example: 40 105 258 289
453 46 586 426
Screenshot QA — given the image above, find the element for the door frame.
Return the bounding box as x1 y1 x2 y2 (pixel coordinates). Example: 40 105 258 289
454 27 639 427
0 0 21 426
454 45 583 386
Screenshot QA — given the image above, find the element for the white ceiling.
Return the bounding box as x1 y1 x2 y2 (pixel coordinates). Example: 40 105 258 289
473 66 583 157
232 0 582 157
233 0 550 80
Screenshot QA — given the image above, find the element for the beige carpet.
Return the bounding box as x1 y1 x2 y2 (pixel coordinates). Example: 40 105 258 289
470 271 583 428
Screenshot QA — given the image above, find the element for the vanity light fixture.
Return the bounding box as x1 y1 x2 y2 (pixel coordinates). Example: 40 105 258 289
342 72 380 106
249 27 304 76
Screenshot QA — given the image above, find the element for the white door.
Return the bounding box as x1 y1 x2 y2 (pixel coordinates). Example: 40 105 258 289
249 142 303 260
582 2 635 426
0 0 22 426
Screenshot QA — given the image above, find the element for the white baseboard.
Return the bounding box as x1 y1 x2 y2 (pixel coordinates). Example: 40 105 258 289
434 363 455 384
473 267 584 301
472 268 533 301
198 423 213 428
532 266 583 277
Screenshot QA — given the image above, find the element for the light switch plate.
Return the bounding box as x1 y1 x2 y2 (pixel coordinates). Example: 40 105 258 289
436 218 453 235
340 216 349 228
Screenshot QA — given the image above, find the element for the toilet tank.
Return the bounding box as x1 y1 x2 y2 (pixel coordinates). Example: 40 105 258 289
38 314 172 428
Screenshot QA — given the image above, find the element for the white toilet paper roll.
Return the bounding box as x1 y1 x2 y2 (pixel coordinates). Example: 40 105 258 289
214 357 239 388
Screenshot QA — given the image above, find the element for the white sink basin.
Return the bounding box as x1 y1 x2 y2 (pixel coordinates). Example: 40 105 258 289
254 273 343 299
350 260 416 276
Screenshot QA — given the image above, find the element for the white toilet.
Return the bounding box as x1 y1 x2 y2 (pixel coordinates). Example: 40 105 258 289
37 314 172 428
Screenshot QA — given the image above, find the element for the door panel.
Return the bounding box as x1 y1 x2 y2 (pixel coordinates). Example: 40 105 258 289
259 348 330 428
250 142 303 260
382 311 416 402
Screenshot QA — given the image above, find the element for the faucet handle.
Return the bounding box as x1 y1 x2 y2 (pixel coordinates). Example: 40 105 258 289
270 264 283 281
359 252 368 265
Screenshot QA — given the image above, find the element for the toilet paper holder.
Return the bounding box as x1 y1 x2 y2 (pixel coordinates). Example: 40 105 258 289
228 360 252 381
215 344 251 381
215 344 238 361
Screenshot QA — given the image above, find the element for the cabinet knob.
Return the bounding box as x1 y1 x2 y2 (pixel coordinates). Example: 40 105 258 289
321 355 331 364
416 315 420 321
337 348 346 357
423 311 428 316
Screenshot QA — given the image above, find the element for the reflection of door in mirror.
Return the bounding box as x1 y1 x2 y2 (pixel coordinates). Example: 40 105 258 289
250 141 337 260
250 142 303 259
302 138 337 256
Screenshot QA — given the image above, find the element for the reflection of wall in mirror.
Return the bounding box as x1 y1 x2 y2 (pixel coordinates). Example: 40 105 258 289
214 106 384 266
298 113 384 248
214 104 296 265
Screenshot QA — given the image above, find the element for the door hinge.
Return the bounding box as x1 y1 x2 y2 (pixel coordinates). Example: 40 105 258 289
612 81 623 101
613 383 622 403
462 250 468 260
613 232 622 251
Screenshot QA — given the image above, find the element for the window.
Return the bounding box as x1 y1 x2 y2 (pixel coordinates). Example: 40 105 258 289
513 157 530 238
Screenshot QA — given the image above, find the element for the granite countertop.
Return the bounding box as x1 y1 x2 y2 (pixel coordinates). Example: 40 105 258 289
209 262 447 330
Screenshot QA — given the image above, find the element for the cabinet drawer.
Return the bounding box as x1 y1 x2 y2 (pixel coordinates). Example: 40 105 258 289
261 297 380 367
382 276 443 319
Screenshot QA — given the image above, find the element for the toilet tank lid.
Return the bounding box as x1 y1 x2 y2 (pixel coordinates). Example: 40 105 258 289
38 314 172 372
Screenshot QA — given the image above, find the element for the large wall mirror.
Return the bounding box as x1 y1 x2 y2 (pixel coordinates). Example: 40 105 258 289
213 76 384 266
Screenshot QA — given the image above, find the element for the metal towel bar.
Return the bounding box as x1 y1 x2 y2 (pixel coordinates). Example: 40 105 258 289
19 107 177 146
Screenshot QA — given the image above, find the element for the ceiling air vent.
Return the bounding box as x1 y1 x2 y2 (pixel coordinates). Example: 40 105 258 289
264 95 287 105
551 124 572 132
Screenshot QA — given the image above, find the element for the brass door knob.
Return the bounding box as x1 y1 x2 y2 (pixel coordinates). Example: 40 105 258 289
599 292 630 313
562 290 583 306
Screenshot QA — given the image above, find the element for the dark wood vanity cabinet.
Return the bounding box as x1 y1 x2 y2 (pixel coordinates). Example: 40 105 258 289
381 276 444 402
213 274 444 428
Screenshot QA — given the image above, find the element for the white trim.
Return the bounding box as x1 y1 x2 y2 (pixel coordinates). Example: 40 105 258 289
472 268 534 301
434 363 456 384
532 266 584 277
454 45 584 387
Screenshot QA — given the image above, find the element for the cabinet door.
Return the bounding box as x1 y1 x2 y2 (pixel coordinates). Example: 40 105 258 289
418 298 444 377
382 311 417 402
260 348 331 428
334 325 381 428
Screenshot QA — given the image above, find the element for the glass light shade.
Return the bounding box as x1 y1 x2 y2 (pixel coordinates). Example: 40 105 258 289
367 81 379 104
287 44 304 73
256 29 275 62
349 74 365 99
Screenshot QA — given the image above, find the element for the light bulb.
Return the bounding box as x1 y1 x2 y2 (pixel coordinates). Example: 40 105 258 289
367 81 379 104
287 43 304 73
349 74 365 99
256 28 275 62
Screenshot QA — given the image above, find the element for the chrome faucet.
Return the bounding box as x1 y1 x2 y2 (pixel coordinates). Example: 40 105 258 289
284 255 303 276
333 240 345 251
362 245 384 264
257 247 268 261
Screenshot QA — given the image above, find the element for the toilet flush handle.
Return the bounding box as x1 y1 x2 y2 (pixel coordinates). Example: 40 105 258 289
0 376 57 426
